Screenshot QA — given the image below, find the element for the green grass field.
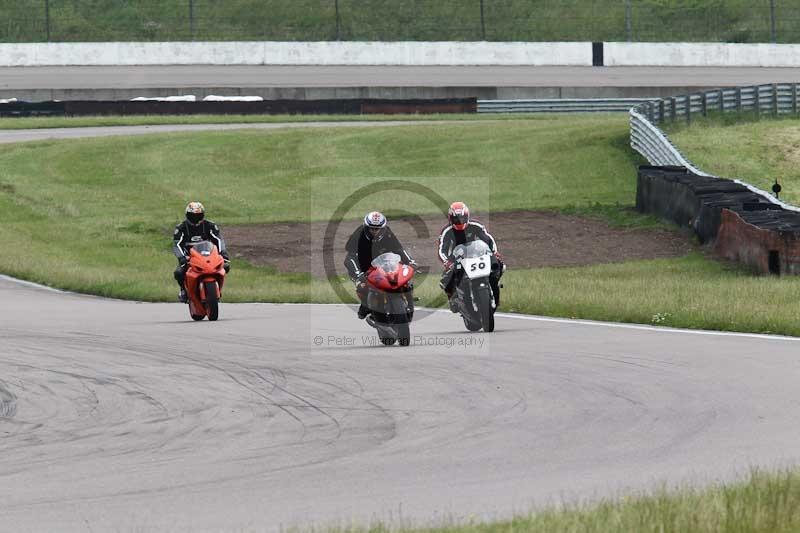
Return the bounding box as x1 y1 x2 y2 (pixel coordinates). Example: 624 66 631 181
0 0 792 43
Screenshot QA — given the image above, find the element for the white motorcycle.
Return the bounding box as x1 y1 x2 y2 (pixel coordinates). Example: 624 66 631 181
450 240 498 332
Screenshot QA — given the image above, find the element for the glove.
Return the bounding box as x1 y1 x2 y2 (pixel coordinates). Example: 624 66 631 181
223 259 231 273
443 256 454 271
178 255 188 267
494 251 503 261
407 259 418 269
355 272 367 285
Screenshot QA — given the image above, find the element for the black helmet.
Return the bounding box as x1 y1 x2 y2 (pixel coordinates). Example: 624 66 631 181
185 201 205 225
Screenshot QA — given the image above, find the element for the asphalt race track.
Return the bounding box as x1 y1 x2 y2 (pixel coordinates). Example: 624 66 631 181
3 275 800 531
5 66 800 89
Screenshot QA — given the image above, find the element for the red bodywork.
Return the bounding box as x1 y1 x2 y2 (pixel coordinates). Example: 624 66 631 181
367 261 415 292
184 242 226 319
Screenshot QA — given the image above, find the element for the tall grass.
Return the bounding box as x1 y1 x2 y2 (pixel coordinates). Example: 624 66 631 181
425 469 800 533
320 469 800 532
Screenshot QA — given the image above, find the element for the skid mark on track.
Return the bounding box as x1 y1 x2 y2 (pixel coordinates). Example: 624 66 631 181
249 366 343 444
0 380 17 419
279 366 398 443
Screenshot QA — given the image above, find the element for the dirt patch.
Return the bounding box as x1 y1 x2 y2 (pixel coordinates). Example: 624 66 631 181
225 210 695 277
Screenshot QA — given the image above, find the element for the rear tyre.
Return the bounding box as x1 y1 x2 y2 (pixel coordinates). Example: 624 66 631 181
476 287 495 333
204 281 219 321
396 322 411 347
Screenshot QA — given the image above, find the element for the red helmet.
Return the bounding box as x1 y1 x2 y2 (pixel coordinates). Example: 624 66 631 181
448 201 470 231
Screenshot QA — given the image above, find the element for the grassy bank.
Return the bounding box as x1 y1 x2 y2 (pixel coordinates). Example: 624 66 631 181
0 0 789 43
667 114 800 206
382 469 800 533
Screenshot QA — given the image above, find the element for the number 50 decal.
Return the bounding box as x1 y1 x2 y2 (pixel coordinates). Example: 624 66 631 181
470 262 487 271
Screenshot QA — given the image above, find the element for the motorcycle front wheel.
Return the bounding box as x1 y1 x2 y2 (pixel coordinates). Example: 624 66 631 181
396 322 411 347
476 286 495 332
204 281 219 321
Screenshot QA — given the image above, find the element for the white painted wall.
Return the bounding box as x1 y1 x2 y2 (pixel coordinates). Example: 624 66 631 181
9 41 800 68
0 41 592 67
605 42 800 67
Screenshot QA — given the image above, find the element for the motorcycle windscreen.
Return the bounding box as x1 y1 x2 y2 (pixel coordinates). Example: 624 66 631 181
370 252 401 271
190 241 217 256
453 240 491 259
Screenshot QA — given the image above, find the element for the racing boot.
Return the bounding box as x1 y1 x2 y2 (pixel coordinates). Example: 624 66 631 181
357 304 370 319
178 288 188 303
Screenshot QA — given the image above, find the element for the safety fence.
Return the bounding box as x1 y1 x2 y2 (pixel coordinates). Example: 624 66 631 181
2 0 796 43
478 98 652 113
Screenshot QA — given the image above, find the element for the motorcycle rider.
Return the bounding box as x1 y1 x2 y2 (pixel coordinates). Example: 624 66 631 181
438 201 504 311
344 211 415 319
173 201 230 303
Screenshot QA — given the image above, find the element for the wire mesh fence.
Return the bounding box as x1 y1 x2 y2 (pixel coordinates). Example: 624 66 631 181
1 0 798 43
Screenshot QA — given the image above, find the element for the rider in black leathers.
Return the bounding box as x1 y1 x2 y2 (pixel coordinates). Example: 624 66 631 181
173 201 230 302
344 211 415 319
438 201 504 311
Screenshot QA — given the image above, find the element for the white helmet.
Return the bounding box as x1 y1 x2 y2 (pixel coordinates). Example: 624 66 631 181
364 211 387 241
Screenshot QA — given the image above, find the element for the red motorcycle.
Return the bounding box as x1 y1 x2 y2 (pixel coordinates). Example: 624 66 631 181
184 241 226 321
363 252 415 346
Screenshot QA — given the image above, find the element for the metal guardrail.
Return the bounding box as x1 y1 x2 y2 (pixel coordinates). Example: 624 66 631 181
478 98 654 113
629 83 800 213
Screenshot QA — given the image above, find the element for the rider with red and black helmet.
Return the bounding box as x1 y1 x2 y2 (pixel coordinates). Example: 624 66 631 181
173 201 230 303
344 211 415 319
438 201 504 310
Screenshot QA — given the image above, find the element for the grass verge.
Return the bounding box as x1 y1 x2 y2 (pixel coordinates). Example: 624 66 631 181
371 469 800 533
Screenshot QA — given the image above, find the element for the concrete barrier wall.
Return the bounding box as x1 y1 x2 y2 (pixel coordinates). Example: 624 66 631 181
0 41 592 67
606 42 800 67
8 41 800 68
